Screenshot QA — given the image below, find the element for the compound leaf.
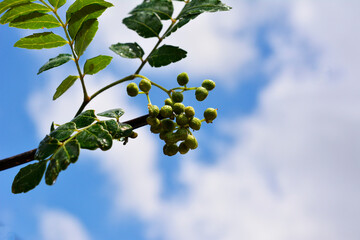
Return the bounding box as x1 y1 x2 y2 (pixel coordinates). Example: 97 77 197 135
123 12 162 38
0 0 35 15
9 12 60 29
48 0 66 9
14 32 67 49
130 0 173 20
71 110 97 129
0 2 49 24
83 55 112 75
148 45 187 67
109 42 144 59
53 75 79 100
12 161 47 194
38 53 72 74
74 18 98 57
35 135 61 160
76 123 112 150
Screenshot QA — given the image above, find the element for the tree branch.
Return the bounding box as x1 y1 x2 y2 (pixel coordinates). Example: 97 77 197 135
0 114 150 171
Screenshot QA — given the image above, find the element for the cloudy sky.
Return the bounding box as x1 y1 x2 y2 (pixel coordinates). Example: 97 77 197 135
1 0 360 239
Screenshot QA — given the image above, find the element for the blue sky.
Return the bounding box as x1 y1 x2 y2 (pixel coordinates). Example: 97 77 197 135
1 1 360 239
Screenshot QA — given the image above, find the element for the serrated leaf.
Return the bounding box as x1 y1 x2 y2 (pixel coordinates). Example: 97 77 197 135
38 53 72 75
50 122 77 141
71 110 97 128
14 32 67 49
0 0 34 15
76 123 112 150
84 55 112 75
178 0 231 19
48 0 66 9
109 42 144 59
35 135 61 160
123 12 162 38
148 45 187 67
53 75 78 100
68 4 107 39
74 18 98 57
0 2 49 24
130 0 173 20
11 161 47 194
97 108 124 119
9 12 60 29
66 0 113 22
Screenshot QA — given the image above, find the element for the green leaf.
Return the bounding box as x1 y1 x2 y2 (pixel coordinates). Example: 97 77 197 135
71 110 97 128
9 12 60 29
53 75 78 100
48 0 66 9
35 135 61 160
66 0 113 22
74 18 98 57
67 4 107 39
38 53 72 75
178 0 231 19
109 42 144 59
130 0 173 20
76 123 112 150
83 55 112 75
98 119 118 137
0 0 34 15
0 2 49 24
117 123 133 138
50 122 77 141
44 156 60 185
148 45 187 67
123 12 162 38
165 14 199 37
97 108 124 119
14 32 67 49
12 161 47 194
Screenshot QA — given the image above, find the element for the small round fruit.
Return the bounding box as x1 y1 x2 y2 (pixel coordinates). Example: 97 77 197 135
184 134 198 150
129 131 138 139
148 105 159 117
179 142 190 154
204 108 217 123
126 82 139 97
146 116 160 127
171 91 184 103
176 113 189 126
195 87 208 101
159 131 170 140
139 79 151 92
177 72 189 86
164 132 178 144
161 119 176 132
160 105 173 118
164 98 174 107
163 144 178 156
173 103 185 114
189 117 201 130
185 106 195 118
202 79 216 91
150 124 162 134
176 128 188 141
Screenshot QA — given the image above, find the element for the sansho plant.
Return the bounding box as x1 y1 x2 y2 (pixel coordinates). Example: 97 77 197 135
0 0 231 194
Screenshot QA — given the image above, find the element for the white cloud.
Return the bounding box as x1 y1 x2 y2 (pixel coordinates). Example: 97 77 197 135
39 209 91 240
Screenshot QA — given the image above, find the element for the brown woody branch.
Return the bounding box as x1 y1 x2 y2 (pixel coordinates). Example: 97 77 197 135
0 114 150 171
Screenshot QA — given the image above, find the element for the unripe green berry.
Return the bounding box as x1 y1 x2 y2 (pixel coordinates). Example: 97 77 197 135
163 144 178 156
173 103 185 114
189 117 201 131
164 132 178 144
164 98 174 107
126 82 139 97
204 108 217 123
139 79 151 92
202 79 216 91
177 72 189 86
195 87 208 101
161 119 176 132
185 106 195 118
184 134 198 150
146 116 160 127
148 105 159 117
172 91 184 103
176 128 188 141
160 105 173 118
159 131 170 140
176 113 189 126
179 142 190 154
150 124 162 134
129 131 138 139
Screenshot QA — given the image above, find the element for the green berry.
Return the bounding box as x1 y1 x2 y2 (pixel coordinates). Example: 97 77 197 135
179 142 189 154
150 124 162 134
163 132 177 144
126 82 139 97
163 144 178 156
129 131 138 139
173 103 185 114
164 98 174 107
146 116 160 127
161 119 176 132
139 79 151 92
185 106 195 118
189 117 201 130
184 134 198 150
148 105 159 117
202 79 216 91
176 128 188 141
159 131 170 140
172 91 184 103
160 105 173 118
195 87 208 101
204 108 217 123
177 72 189 86
176 113 189 126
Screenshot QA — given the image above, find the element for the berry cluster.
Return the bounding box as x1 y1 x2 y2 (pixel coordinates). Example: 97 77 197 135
126 73 217 156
